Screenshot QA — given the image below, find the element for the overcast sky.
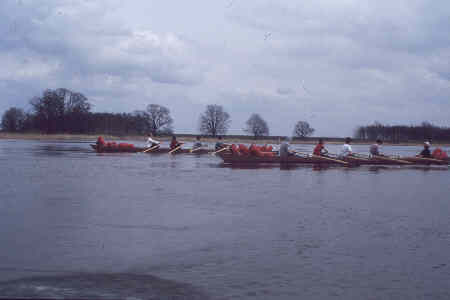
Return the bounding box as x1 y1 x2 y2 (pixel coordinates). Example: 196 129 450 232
1 0 449 136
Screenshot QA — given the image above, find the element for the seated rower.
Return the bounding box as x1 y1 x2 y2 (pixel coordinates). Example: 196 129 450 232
369 139 384 157
146 133 160 148
96 136 105 147
279 137 294 159
340 137 353 157
313 139 328 156
215 136 229 151
417 141 431 158
193 136 203 149
170 135 183 150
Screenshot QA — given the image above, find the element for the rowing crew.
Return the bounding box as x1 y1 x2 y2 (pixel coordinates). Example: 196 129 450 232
311 137 447 160
145 134 229 152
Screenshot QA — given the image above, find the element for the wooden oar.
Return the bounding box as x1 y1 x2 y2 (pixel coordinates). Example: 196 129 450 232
142 144 160 153
354 153 370 159
211 146 230 155
346 155 371 161
190 147 203 153
312 154 349 165
411 156 447 163
168 145 182 154
289 150 309 157
372 155 412 164
291 150 349 165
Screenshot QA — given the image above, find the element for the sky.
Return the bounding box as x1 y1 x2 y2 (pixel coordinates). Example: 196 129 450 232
1 0 449 137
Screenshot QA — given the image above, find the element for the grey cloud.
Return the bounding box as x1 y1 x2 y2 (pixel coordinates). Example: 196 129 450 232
1 0 449 136
0 0 205 88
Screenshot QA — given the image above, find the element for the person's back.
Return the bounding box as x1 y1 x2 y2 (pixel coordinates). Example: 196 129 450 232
193 136 202 149
279 141 290 159
147 134 160 147
370 144 379 156
419 147 431 158
370 139 383 156
313 139 327 156
418 141 431 158
215 136 225 151
340 138 353 157
420 148 431 158
170 136 181 149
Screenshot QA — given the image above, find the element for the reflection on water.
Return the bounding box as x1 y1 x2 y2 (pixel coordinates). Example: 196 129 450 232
32 145 92 157
0 140 449 300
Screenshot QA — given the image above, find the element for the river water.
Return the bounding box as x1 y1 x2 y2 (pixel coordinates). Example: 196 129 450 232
0 139 449 299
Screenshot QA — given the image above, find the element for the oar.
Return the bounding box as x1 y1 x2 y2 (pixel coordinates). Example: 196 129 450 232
142 144 160 153
346 155 371 161
372 155 412 164
168 145 182 154
311 154 349 165
412 156 447 163
289 150 309 157
190 147 203 153
354 153 370 159
211 146 230 155
292 150 349 165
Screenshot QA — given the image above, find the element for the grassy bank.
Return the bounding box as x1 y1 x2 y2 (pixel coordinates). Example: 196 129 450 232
1 132 449 146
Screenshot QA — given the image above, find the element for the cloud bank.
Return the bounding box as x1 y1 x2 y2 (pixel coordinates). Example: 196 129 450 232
1 0 449 136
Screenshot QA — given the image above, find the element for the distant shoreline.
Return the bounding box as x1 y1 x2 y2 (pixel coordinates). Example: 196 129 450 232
1 132 449 146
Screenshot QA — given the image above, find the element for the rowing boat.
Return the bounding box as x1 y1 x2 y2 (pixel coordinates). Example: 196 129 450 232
219 153 349 165
90 144 217 155
218 153 449 166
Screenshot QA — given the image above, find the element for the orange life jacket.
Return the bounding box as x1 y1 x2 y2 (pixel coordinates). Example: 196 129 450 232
231 144 240 155
239 144 250 155
249 144 265 157
432 148 448 160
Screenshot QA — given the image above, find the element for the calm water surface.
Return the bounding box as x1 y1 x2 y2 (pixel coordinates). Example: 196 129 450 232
0 140 449 299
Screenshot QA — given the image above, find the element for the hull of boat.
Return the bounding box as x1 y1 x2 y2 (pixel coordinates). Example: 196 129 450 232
219 153 449 166
219 154 348 165
401 156 449 165
91 144 214 154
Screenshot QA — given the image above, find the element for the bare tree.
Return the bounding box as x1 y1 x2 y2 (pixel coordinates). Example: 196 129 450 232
293 121 314 138
199 104 231 136
1 107 26 132
146 104 173 135
244 113 269 138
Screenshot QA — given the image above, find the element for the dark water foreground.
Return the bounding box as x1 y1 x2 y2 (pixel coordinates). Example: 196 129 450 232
0 140 449 299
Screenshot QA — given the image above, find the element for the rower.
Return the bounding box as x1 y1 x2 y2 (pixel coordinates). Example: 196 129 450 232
369 139 384 157
193 136 203 149
96 136 105 152
417 141 431 158
170 135 183 150
313 139 328 156
146 133 161 148
215 136 229 151
279 137 293 159
340 137 353 157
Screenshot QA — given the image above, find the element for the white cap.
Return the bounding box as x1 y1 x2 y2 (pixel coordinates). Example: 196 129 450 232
424 141 431 146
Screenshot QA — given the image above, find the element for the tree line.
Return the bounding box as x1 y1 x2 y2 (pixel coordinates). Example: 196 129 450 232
354 122 450 143
1 88 315 138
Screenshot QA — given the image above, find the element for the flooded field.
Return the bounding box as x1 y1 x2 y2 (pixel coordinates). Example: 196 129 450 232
0 139 449 299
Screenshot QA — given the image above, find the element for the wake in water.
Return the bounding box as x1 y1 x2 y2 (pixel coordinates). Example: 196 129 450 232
0 273 210 300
